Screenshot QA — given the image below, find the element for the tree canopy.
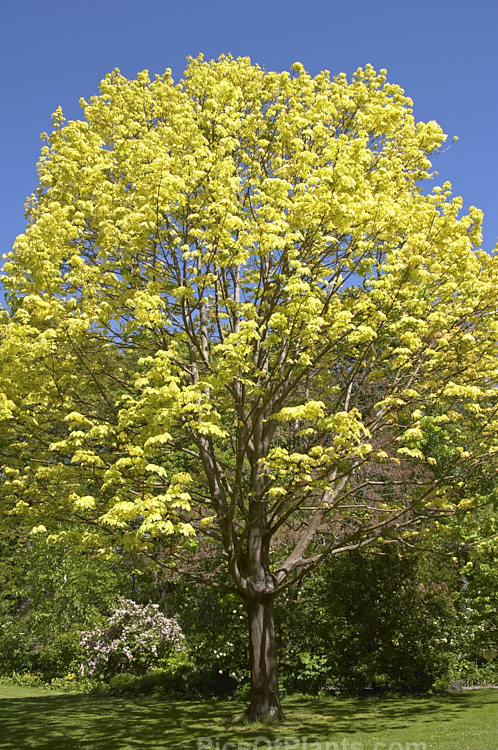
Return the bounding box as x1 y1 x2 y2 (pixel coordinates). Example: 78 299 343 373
1 55 498 719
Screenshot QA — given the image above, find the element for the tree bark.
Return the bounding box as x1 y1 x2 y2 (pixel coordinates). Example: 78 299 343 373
245 593 284 722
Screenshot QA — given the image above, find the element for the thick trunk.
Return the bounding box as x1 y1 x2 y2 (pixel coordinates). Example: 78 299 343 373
246 593 284 722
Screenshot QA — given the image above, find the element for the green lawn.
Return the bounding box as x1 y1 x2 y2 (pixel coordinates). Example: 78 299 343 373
0 685 496 750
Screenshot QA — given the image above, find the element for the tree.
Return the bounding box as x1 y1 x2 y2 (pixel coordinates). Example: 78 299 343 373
0 529 129 678
1 55 498 721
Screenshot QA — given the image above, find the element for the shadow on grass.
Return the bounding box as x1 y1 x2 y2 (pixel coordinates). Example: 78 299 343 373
279 692 479 734
0 688 496 750
0 693 211 750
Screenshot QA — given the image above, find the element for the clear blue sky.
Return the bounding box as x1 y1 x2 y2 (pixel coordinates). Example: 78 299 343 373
1 0 497 262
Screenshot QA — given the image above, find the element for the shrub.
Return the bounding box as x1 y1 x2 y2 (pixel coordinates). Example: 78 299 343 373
276 546 458 694
0 534 130 680
79 597 184 679
160 576 249 696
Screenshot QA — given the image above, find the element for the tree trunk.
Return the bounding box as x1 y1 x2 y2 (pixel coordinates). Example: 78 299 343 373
246 593 284 722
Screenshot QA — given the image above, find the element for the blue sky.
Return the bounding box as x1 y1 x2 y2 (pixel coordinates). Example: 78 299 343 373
1 0 497 262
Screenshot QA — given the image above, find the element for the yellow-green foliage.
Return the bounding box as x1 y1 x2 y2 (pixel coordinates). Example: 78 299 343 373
1 55 497 566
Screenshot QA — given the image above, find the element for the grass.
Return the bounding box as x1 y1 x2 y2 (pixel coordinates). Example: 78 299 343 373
0 684 497 750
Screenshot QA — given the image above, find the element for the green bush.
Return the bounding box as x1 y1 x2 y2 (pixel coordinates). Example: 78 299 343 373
162 577 248 696
276 546 458 694
0 534 132 679
448 657 498 687
108 672 141 692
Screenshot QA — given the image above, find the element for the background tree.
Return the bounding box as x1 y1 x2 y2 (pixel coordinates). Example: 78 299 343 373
0 529 129 678
1 55 498 721
276 544 459 695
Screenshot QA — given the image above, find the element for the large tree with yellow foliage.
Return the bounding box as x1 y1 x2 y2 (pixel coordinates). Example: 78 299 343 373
1 55 498 720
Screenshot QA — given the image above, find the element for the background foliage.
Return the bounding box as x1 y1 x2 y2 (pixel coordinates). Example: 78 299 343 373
1 532 496 694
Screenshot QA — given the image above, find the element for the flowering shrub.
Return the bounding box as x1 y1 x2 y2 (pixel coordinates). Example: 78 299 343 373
79 598 184 678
